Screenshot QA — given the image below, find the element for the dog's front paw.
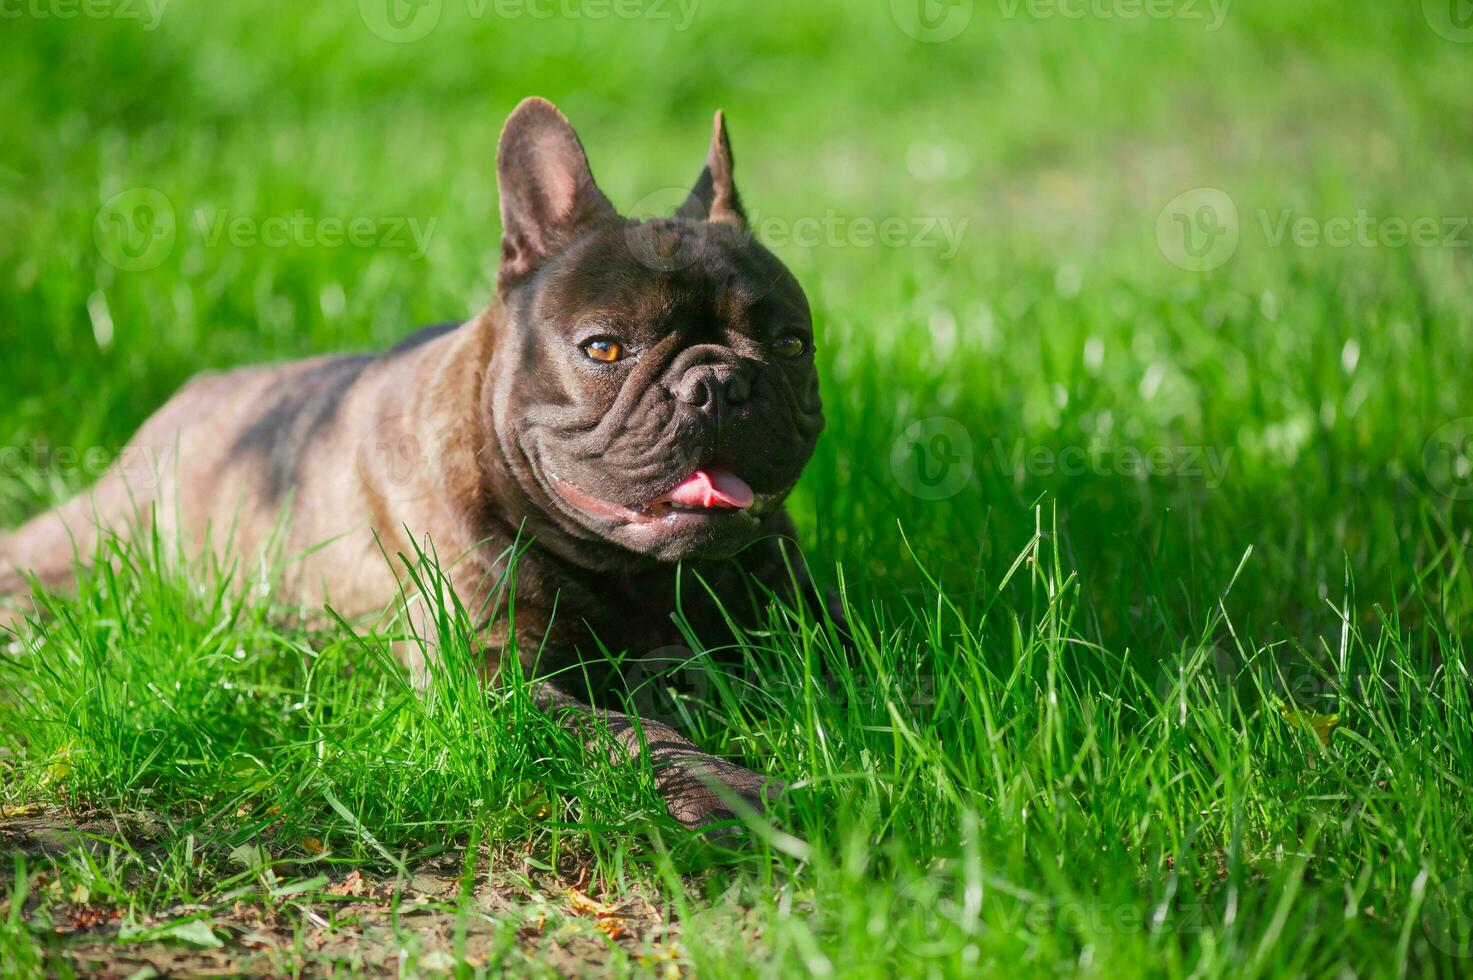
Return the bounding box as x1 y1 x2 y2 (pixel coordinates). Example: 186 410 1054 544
655 754 784 832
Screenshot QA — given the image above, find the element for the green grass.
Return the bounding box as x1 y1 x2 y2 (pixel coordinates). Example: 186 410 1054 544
3 1 1473 975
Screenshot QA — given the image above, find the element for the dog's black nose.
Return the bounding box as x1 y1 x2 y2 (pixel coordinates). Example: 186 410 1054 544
674 364 749 412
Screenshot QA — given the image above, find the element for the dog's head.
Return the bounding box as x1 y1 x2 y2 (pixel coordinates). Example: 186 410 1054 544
484 98 824 563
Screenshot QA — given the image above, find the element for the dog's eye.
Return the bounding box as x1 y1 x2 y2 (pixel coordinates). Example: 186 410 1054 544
771 335 808 360
581 338 626 363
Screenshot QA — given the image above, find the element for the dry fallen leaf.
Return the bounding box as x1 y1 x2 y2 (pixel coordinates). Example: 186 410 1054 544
328 870 368 897
71 905 107 930
594 916 629 941
566 887 641 942
565 887 619 918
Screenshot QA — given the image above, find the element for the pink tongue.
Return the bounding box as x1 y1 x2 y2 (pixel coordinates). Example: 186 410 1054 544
665 468 755 509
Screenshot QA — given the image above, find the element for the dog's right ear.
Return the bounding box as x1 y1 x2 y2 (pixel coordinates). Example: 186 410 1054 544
496 97 616 293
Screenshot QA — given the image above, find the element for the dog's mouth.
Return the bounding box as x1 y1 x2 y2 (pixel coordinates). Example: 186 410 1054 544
548 466 761 525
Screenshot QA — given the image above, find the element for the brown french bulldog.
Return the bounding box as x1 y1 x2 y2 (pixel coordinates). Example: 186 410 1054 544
0 98 826 829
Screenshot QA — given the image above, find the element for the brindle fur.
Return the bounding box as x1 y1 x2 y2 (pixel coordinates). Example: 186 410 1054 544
0 99 824 829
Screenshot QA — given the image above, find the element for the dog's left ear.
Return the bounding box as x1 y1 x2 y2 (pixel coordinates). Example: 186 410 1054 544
678 110 745 227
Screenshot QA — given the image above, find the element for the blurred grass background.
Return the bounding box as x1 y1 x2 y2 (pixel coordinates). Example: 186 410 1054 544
3 1 1473 974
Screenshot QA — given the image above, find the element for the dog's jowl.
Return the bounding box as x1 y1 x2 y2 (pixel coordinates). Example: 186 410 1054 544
0 98 825 829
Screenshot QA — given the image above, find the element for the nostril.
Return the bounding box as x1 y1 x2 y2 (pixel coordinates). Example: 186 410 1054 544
676 377 711 407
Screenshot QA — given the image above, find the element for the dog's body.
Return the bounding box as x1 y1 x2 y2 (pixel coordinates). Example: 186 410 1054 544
0 99 825 828
4 310 810 680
